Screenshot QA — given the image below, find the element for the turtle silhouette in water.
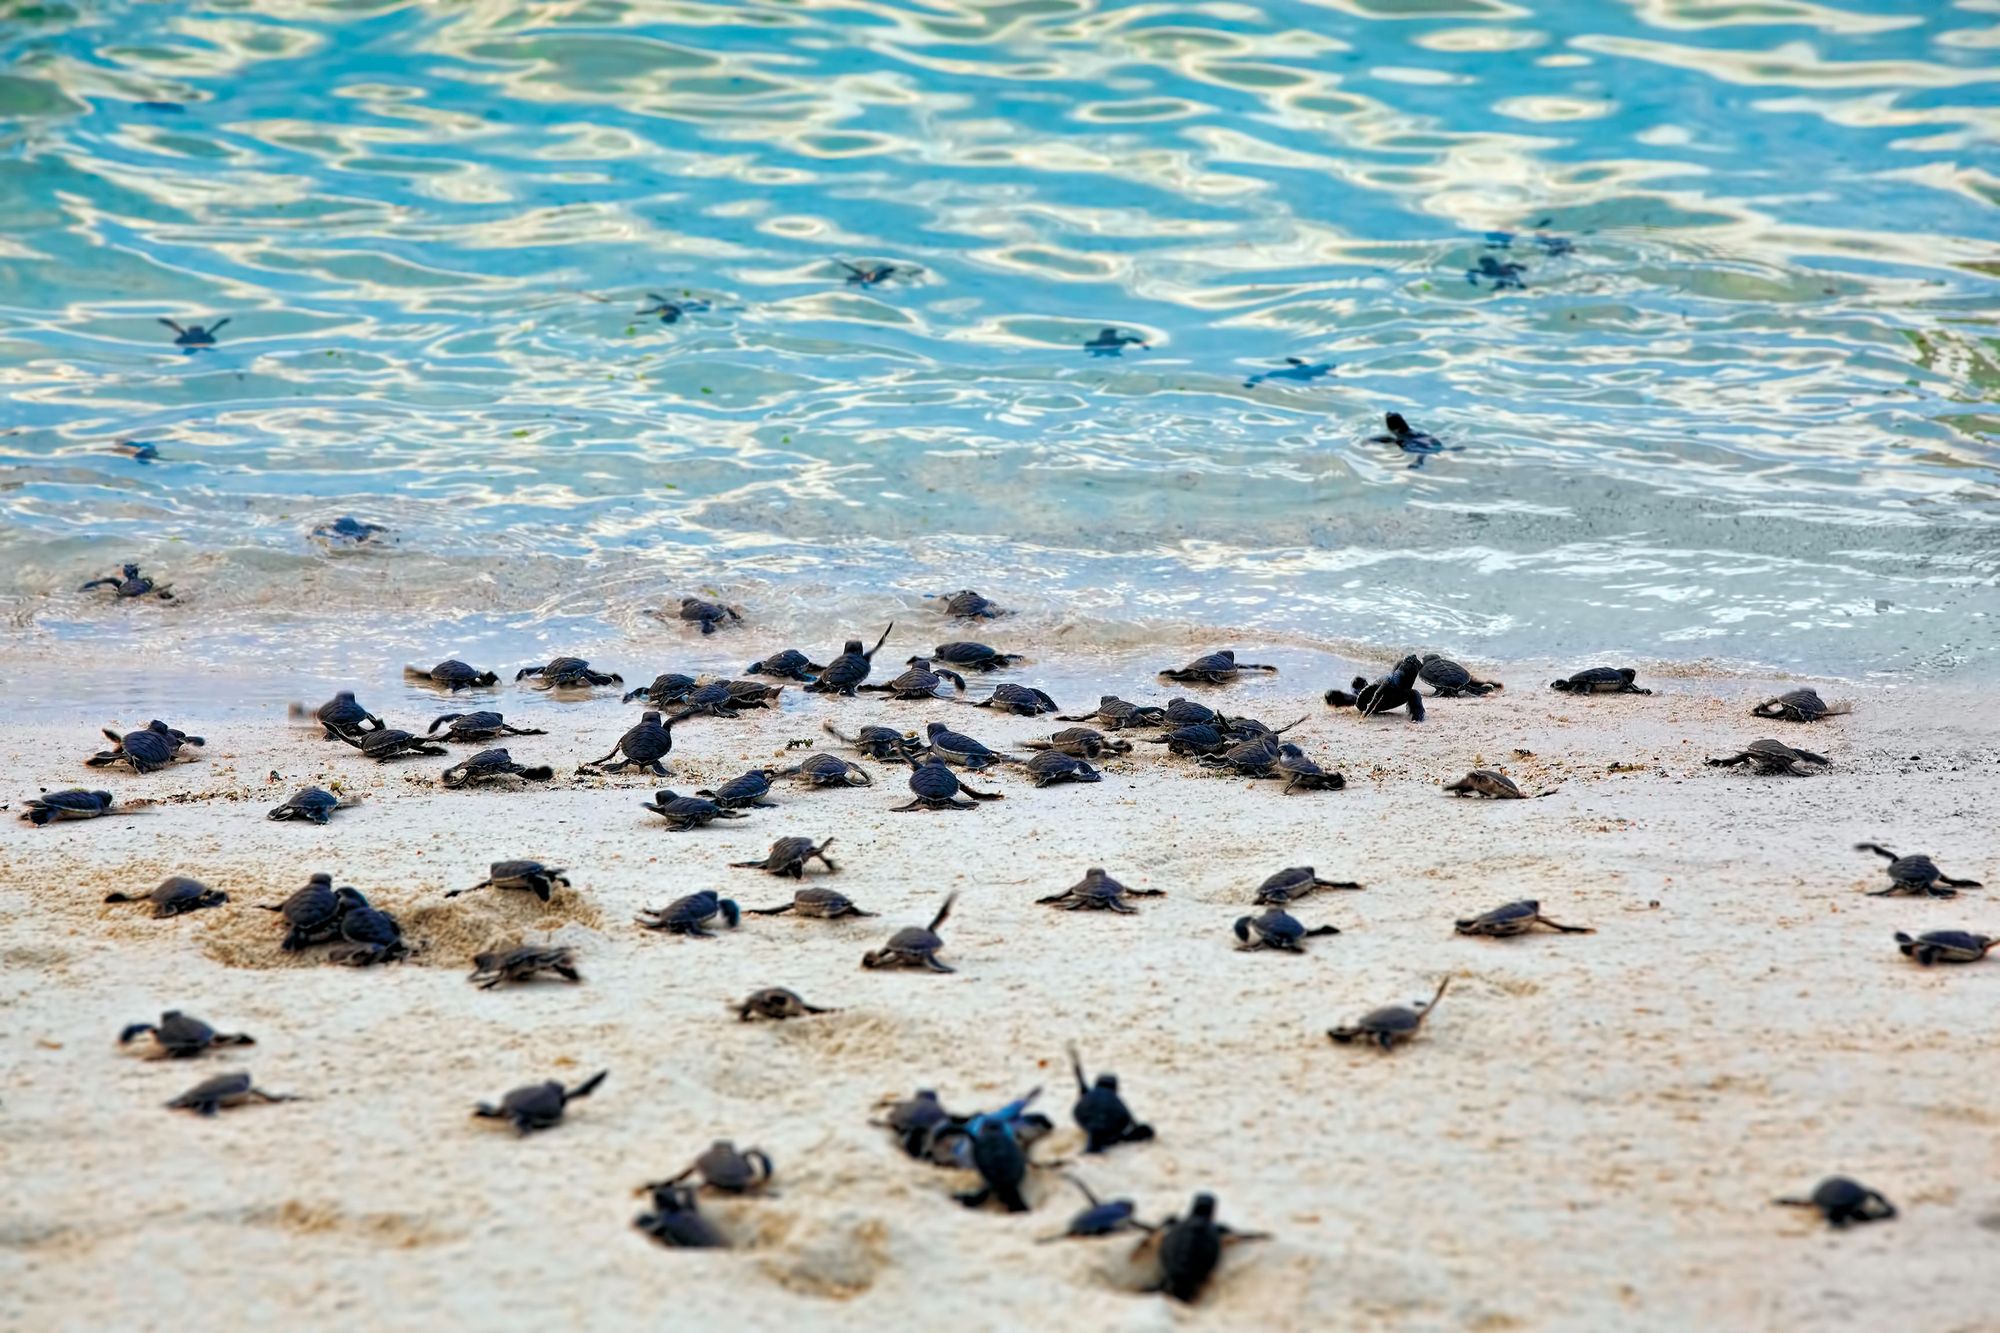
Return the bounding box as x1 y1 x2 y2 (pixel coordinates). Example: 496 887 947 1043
677 598 743 635
785 754 874 788
1139 1193 1268 1304
839 260 900 287
1774 1177 1896 1228
1894 930 1997 966
266 787 348 824
1419 654 1504 697
114 441 161 463
892 757 1003 811
1233 907 1340 953
1855 843 1982 898
639 790 747 831
1159 650 1278 685
1040 1177 1150 1243
1038 867 1161 914
88 719 204 773
735 986 834 1021
863 657 967 700
1324 654 1426 721
696 768 780 810
1550 666 1651 695
821 721 925 762
1443 769 1531 799
744 648 826 682
449 860 570 903
591 711 680 776
1454 900 1593 937
1056 695 1168 730
637 293 711 324
970 683 1060 716
1068 1045 1153 1153
404 659 500 691
1026 726 1130 760
473 1070 608 1134
1244 356 1333 389
158 316 230 348
633 1183 730 1249
803 624 895 695
929 641 1023 672
166 1071 298 1116
440 748 555 790
469 945 580 989
658 1141 775 1195
1328 977 1451 1051
120 1011 254 1058
1466 254 1526 290
623 673 699 707
104 875 228 918
1024 750 1101 787
1084 327 1147 356
929 589 1005 620
733 836 839 879
1752 687 1851 723
1706 739 1830 776
515 657 623 690
310 515 388 545
337 727 448 763
427 711 546 744
305 690 383 740
1368 413 1451 468
80 562 173 600
20 789 123 826
861 892 957 972
636 890 740 937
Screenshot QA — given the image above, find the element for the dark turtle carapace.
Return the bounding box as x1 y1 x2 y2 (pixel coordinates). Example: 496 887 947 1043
1856 843 1982 898
931 641 1023 672
473 1070 608 1134
267 786 345 824
1752 687 1851 723
1418 654 1503 697
1042 1176 1149 1242
633 1183 731 1249
1069 1044 1154 1153
735 986 834 1021
310 515 388 544
1369 413 1449 467
1055 695 1167 730
306 690 383 740
258 872 347 951
1252 867 1363 906
803 624 895 695
1894 929 1997 966
745 648 826 682
20 789 122 826
1232 907 1340 953
166 1071 298 1116
863 658 968 700
119 1010 253 1058
1024 750 1102 787
1144 1193 1267 1304
929 589 1005 620
515 656 623 690
786 753 874 788
403 659 500 691
448 860 571 903
861 893 957 972
427 710 546 744
158 316 230 347
971 683 1060 717
696 768 780 810
1324 655 1426 721
336 727 449 763
623 673 699 707
892 757 1003 811
80 562 173 600
1443 769 1528 799
87 719 204 773
1026 727 1130 760
641 789 748 831
821 721 925 762
1084 327 1147 356
1328 977 1451 1050
1774 1177 1896 1228
635 890 741 937
104 875 227 918
1706 739 1830 776
469 945 581 988
1550 666 1651 695
591 711 680 776
1274 744 1343 793
1038 867 1162 914
441 748 555 789
659 1140 775 1195
734 836 841 881
922 720 1017 770
677 598 743 635
328 897 407 966
1454 900 1593 937
1159 650 1278 686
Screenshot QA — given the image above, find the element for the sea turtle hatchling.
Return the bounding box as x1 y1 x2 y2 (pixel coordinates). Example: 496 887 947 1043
158 316 230 347
1774 1177 1897 1228
1056 696 1167 729
929 589 1005 620
667 680 756 720
441 748 555 789
861 893 958 972
782 755 873 788
636 890 742 937
120 1011 254 1058
1042 1178 1149 1243
257 873 348 951
930 642 1023 672
1418 654 1504 697
744 882 874 922
637 293 712 324
863 658 967 700
1164 698 1221 727
623 673 698 707
328 898 407 966
166 1071 298 1116
473 1070 608 1134
1243 356 1333 389
744 648 826 682
640 790 748 831
1069 1045 1154 1153
1233 908 1340 952
104 875 228 917
80 562 173 600
515 657 623 691
1024 750 1102 787
449 860 571 903
840 260 900 287
1196 736 1282 777
1084 327 1147 356
892 758 1003 812
698 768 781 809
427 711 547 744
20 789 122 826
1328 978 1451 1050
1856 843 1983 898
1141 1193 1268 1304
733 836 840 880
267 787 346 824
1142 723 1229 758
1466 254 1526 290
1275 745 1344 793
970 683 1060 717
87 720 204 773
803 624 894 695
633 1184 730 1249
1443 769 1528 799
956 1115 1033 1214
591 711 680 776
1159 650 1278 685
1894 930 1997 966
1038 867 1161 913
1026 727 1130 760
922 721 1017 770
821 721 925 762
469 945 580 988
1253 867 1363 906
307 691 383 739
1550 666 1651 695
404 659 500 691
1369 412 1449 467
1324 655 1426 721
1454 900 1593 937
677 598 743 635
662 1141 775 1195
735 987 834 1021
310 515 387 545
1706 739 1830 776
1752 687 1852 723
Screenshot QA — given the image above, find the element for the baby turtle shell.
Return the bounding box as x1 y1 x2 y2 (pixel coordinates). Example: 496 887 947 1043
310 691 383 739
120 1010 254 1058
1856 843 1982 898
956 1116 1031 1213
734 836 839 879
1369 413 1449 468
745 648 825 681
1253 867 1363 905
862 893 957 972
1056 695 1167 729
971 683 1060 716
1752 687 1850 723
665 1141 774 1194
1143 723 1228 757
1039 867 1161 913
745 883 875 921
310 515 386 544
592 711 680 775
267 786 344 824
1454 900 1593 937
893 758 1002 811
1550 666 1650 695
104 875 227 918
864 658 967 700
787 754 874 787
923 721 1016 769
450 860 570 903
634 1184 730 1249
1444 769 1526 799
1894 930 1997 966
623 673 698 706
1275 745 1344 793
1418 654 1503 697
1159 650 1278 685
1024 750 1102 787
803 624 894 694
87 720 202 773
427 711 546 744
258 873 348 951
821 721 924 762
678 598 742 634
21 789 120 825
930 589 1005 619
1328 977 1451 1050
931 641 1023 672
404 659 500 691
1707 739 1829 776
1325 655 1426 721
166 1071 298 1116
1232 908 1339 952
736 987 833 1021
1027 726 1129 759
328 900 407 966
1069 1045 1154 1153
1775 1177 1896 1228
469 945 580 988
81 562 174 599
474 1070 608 1133
641 790 747 830
698 768 780 809
515 657 623 690
338 728 448 762
1145 1194 1225 1303
636 890 741 936
1043 1177 1147 1242
441 748 554 789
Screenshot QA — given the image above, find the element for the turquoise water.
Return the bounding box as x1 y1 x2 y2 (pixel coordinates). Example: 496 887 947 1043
2 0 1997 677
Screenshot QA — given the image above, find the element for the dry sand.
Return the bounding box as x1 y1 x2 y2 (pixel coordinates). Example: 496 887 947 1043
3 648 1997 1331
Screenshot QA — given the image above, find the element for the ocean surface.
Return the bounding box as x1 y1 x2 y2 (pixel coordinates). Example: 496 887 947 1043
3 0 1998 690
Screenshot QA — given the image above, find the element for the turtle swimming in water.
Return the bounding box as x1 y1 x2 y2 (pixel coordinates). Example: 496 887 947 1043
1159 650 1278 686
969 683 1060 717
637 292 711 324
660 1141 775 1195
1328 977 1451 1050
839 260 900 287
591 711 680 776
803 624 894 695
1418 654 1503 697
1368 413 1450 468
677 598 743 635
1024 750 1101 787
1324 655 1426 721
1067 1046 1154 1153
1244 356 1333 389
266 786 347 824
1751 687 1851 723
785 754 874 788
733 836 840 880
166 1071 297 1116
80 562 173 600
1041 1177 1149 1242
744 648 826 682
1466 254 1526 290
404 659 500 691
633 1183 730 1249
440 748 555 789
20 789 122 826
929 589 1005 620
1454 900 1593 937
923 721 1017 770
337 727 449 763
893 757 1003 811
104 875 227 918
310 515 387 545
1084 327 1146 356
821 721 925 762
1706 739 1830 776
305 690 383 740
1252 867 1363 906
636 890 741 937
1233 908 1340 953
1026 726 1130 760
1038 867 1161 913
861 893 958 972
158 316 230 347
1443 769 1529 799
1894 930 1997 966
120 1011 252 1059
1056 695 1168 730
1855 843 1982 898
622 673 699 707
930 641 1023 672
1550 666 1651 695
515 657 623 691
1774 1177 1897 1228
473 1070 608 1134
469 945 580 989
427 711 546 744
449 860 570 903
87 719 204 773
697 768 781 809
863 657 968 700
736 987 834 1021
639 790 748 831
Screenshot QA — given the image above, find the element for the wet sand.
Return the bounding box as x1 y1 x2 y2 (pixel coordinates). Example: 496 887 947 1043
3 647 1996 1330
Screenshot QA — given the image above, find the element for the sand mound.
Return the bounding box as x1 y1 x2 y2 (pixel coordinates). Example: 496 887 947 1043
756 1212 890 1298
199 888 602 970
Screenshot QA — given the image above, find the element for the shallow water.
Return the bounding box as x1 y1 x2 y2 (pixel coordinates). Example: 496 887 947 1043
2 0 1998 680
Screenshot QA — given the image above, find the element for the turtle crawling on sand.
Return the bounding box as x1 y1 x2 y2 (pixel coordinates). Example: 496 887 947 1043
1024 750 1101 787
1454 900 1593 937
923 721 1017 770
1252 867 1362 906
474 1070 607 1134
733 836 839 879
328 897 407 966
931 642 1023 672
20 789 122 826
1067 1046 1153 1153
695 768 780 811
440 748 554 789
1550 666 1650 695
661 1141 775 1195
1328 978 1451 1051
1233 908 1339 953
104 875 227 917
266 787 346 824
861 893 958 972
469 945 580 988
736 987 834 1021
745 648 825 682
1042 1177 1149 1242
1443 769 1527 799
81 562 174 600
1324 655 1426 721
623 673 699 707
634 1183 730 1249
404 659 500 691
1159 650 1278 686
821 721 925 762
1140 1192 1267 1304
745 883 872 921
591 712 679 776
892 758 1002 811
515 657 622 691
338 727 449 763
120 1011 254 1058
803 625 894 695
167 1071 297 1116
1275 745 1343 793
1056 696 1167 729
258 873 348 951
1752 688 1851 723
1706 739 1829 776
786 754 874 788
1856 843 1982 898
427 711 546 744
640 790 747 831
1774 1177 1896 1228
1026 727 1130 760
1419 655 1503 697
1894 930 1997 966
865 658 968 700
87 720 204 773
969 683 1060 717
1038 867 1160 914
306 691 383 740
449 860 570 903
636 890 740 937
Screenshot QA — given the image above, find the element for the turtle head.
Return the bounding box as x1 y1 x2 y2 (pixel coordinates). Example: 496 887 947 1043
718 899 740 928
1397 654 1423 673
1190 1193 1217 1221
1384 412 1409 436
307 872 334 886
122 562 142 577
1618 668 1638 682
842 639 864 655
1420 653 1440 664
1095 1073 1119 1092
334 886 369 908
641 710 662 723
